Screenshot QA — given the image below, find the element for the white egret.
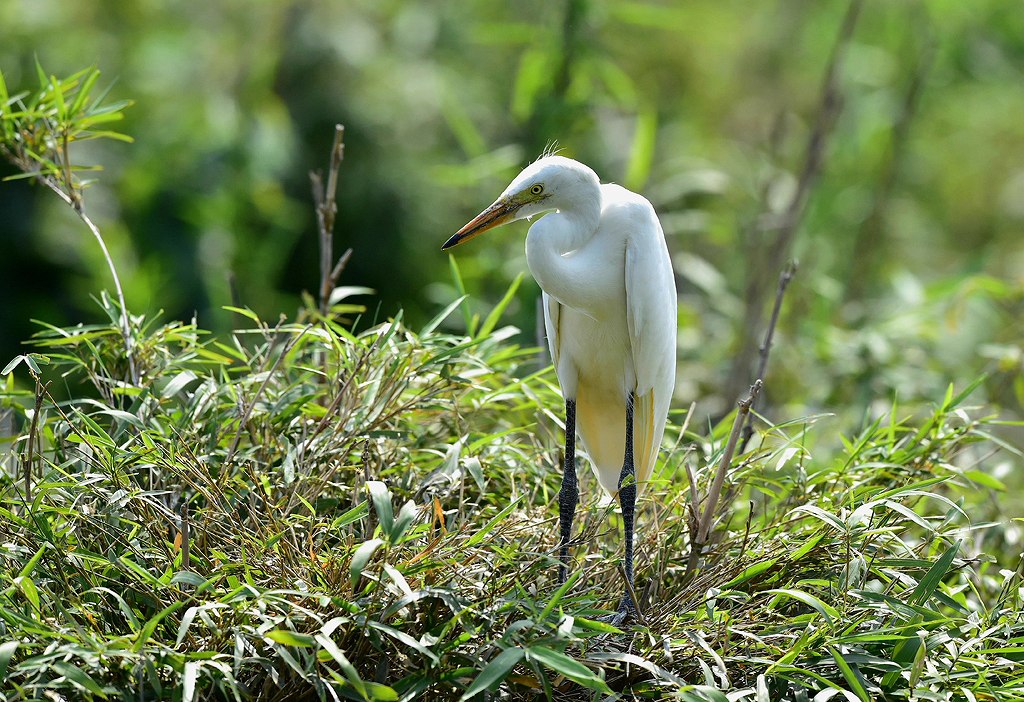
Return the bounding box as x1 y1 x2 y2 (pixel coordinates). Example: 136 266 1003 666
442 155 677 621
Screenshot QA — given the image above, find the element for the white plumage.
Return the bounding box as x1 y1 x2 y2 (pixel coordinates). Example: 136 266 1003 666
443 155 677 620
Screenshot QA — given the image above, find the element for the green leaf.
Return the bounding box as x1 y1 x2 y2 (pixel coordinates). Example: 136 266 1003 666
332 500 369 529
350 538 385 590
909 540 960 606
366 620 439 664
69 68 100 116
528 645 610 693
390 500 419 544
328 285 375 305
315 633 373 701
170 571 210 588
2 355 28 375
17 546 46 578
366 481 394 536
1 353 46 375
828 647 870 702
946 375 987 410
464 456 486 494
96 408 146 429
792 504 846 532
50 75 66 120
52 661 108 698
132 601 184 652
586 651 687 686
460 647 524 700
537 568 583 622
765 588 838 626
0 640 18 682
118 556 162 587
182 660 199 702
175 606 201 647
222 305 262 323
477 272 523 339
160 370 198 399
722 557 778 589
13 576 40 614
962 469 1005 491
466 494 526 547
788 533 824 562
265 629 316 647
420 295 468 336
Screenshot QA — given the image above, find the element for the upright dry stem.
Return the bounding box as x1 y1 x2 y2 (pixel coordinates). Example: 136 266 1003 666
739 261 797 451
312 124 351 317
686 380 762 577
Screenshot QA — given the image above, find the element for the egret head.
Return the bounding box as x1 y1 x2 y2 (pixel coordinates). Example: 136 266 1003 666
442 156 599 250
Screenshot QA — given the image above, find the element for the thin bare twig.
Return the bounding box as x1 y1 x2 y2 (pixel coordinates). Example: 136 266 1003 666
739 261 797 452
616 562 648 625
23 376 48 504
179 499 191 572
311 124 350 317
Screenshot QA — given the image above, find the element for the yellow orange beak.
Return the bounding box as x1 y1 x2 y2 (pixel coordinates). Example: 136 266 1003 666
442 198 521 250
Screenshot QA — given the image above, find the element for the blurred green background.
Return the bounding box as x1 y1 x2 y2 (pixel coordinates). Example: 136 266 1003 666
2 0 1022 426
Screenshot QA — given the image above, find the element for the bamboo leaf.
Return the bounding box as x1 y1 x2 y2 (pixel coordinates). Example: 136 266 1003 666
366 481 394 535
265 629 316 647
828 647 870 702
909 540 960 605
460 647 525 700
52 661 108 698
420 295 468 336
0 641 18 682
132 601 184 652
477 272 523 338
350 538 385 590
466 494 525 547
766 588 838 626
527 645 610 693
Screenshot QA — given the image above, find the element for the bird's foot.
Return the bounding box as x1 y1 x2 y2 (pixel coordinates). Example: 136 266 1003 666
599 596 639 627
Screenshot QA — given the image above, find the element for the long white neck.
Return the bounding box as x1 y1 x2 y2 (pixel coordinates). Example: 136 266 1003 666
525 198 600 308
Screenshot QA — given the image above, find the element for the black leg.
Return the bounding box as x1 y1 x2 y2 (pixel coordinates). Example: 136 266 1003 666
616 392 638 620
558 399 578 584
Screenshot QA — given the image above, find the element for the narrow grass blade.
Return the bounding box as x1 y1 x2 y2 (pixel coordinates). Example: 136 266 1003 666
265 630 315 647
132 601 184 652
460 646 525 701
537 568 583 622
477 272 523 338
766 588 838 627
466 494 525 547
910 540 960 605
527 645 610 694
421 296 468 336
52 661 108 698
316 633 372 701
828 647 870 702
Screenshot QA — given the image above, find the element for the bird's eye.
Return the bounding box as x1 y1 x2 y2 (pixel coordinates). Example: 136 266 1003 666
530 184 544 195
